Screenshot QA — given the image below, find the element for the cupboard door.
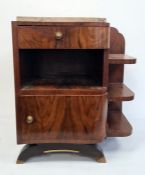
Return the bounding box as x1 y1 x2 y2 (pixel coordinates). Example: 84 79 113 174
17 94 107 144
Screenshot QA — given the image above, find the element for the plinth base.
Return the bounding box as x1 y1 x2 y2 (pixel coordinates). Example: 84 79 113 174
16 143 106 164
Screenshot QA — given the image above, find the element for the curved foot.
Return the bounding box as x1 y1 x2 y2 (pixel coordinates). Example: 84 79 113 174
16 144 41 164
95 145 106 163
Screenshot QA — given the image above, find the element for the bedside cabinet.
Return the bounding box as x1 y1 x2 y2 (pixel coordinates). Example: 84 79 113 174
12 17 136 163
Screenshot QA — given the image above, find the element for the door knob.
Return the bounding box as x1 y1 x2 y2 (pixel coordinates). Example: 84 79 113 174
26 115 34 124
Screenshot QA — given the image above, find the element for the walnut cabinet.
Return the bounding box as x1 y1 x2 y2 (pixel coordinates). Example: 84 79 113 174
12 17 136 163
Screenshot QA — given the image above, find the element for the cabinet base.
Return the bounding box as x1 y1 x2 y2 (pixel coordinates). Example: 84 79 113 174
16 143 106 163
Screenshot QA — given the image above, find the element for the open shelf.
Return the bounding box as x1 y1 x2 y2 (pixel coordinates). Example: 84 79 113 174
19 49 104 88
21 76 102 95
109 54 136 64
107 110 132 137
21 84 107 95
109 83 134 102
23 75 100 87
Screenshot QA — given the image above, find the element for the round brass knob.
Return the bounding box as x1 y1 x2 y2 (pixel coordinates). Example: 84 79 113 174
26 115 34 124
55 32 63 40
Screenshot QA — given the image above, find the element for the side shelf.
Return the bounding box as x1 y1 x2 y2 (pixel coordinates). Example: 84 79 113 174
109 83 134 102
107 28 135 138
109 54 136 64
107 111 132 137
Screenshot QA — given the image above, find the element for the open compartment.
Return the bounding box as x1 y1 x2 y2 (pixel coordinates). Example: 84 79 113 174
19 49 104 88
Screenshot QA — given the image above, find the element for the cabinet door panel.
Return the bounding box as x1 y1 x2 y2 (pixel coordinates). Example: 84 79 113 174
18 94 107 144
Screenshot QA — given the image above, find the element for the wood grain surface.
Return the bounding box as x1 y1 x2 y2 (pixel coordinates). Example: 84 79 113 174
109 54 136 64
18 26 109 49
18 94 107 144
109 83 134 102
107 111 132 137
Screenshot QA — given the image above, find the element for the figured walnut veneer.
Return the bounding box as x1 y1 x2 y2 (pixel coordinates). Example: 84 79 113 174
19 94 107 144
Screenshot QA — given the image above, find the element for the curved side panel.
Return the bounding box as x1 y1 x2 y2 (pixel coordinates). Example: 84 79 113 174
110 27 125 54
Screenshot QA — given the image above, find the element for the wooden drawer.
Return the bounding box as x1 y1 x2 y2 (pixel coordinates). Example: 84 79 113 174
18 26 67 49
68 27 109 49
17 93 107 144
18 26 110 49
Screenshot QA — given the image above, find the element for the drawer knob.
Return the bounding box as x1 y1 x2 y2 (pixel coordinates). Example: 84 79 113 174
55 32 63 40
26 115 34 124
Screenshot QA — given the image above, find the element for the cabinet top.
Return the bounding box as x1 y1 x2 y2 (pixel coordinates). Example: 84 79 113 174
15 17 109 27
17 17 106 22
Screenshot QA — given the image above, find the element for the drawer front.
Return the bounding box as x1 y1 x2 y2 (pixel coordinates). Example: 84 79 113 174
69 27 110 49
18 26 67 49
17 94 107 144
18 26 109 49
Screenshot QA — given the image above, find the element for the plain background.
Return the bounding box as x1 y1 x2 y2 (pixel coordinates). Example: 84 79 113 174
0 0 145 174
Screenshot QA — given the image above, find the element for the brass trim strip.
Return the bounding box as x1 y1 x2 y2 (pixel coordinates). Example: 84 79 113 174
43 149 80 154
